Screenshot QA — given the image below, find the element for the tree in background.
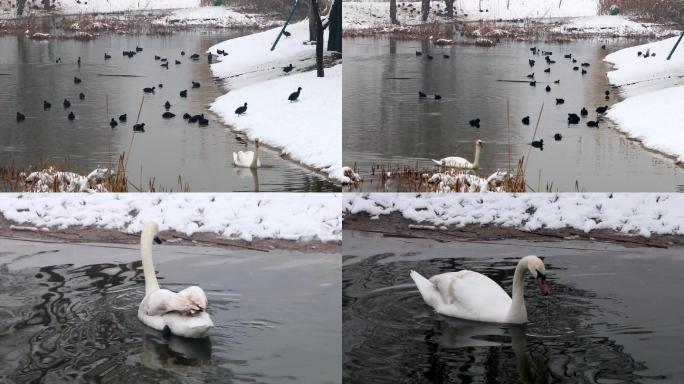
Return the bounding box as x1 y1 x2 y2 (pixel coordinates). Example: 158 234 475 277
327 0 341 52
390 0 397 23
445 0 455 17
421 0 430 21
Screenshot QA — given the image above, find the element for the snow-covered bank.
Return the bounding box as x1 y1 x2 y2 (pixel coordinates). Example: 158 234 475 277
55 0 198 14
209 20 326 85
211 65 342 181
208 20 342 182
0 193 342 242
344 193 684 237
548 15 674 37
152 7 277 29
343 0 599 32
604 35 684 162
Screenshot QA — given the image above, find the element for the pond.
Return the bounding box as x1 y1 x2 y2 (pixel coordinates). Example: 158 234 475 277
0 239 341 383
343 37 684 192
0 31 337 192
343 230 684 383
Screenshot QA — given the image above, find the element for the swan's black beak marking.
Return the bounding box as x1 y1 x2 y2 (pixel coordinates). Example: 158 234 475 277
536 270 549 296
153 236 163 244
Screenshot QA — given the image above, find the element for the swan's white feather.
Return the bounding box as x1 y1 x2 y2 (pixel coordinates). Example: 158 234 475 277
144 288 197 316
411 270 512 323
432 156 474 169
138 221 214 338
233 150 261 168
138 302 213 338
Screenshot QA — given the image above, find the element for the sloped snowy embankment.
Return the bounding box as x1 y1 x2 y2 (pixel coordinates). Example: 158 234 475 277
0 193 342 242
605 35 684 162
345 193 684 237
209 20 342 182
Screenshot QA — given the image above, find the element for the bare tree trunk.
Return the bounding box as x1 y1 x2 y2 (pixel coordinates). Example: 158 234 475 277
390 0 397 24
421 0 430 22
309 0 317 41
445 0 455 17
311 0 324 77
327 0 342 52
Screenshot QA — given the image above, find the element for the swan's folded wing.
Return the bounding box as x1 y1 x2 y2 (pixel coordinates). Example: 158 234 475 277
433 271 511 319
145 289 198 316
178 286 208 310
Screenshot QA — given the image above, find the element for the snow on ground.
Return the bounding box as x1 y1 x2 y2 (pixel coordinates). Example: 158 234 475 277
0 193 342 242
152 6 275 29
55 0 199 14
211 65 342 181
604 35 684 162
209 20 324 83
345 193 684 237
343 0 599 32
548 15 670 37
208 20 342 182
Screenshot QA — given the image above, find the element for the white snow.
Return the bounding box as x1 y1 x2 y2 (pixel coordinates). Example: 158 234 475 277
208 20 342 182
153 7 275 29
604 35 684 162
343 0 599 32
55 0 200 14
344 193 684 238
548 15 668 37
210 65 342 181
23 167 109 192
209 20 324 84
0 193 342 242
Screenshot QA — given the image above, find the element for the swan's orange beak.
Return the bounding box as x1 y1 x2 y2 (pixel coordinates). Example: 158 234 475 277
537 276 549 296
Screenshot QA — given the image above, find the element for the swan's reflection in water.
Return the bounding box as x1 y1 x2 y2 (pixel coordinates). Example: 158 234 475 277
141 329 212 370
234 167 260 192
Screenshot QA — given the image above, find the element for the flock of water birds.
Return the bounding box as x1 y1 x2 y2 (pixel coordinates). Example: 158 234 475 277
14 45 216 131
419 44 617 169
13 31 305 171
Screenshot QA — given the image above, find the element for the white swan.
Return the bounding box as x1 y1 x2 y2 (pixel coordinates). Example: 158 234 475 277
138 222 214 338
410 255 549 324
233 139 261 168
432 139 483 169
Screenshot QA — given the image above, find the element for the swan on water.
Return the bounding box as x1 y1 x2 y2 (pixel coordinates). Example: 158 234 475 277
138 221 214 338
432 139 483 169
233 139 261 168
410 255 549 324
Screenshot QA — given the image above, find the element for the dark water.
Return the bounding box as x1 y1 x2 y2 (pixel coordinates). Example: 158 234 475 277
343 230 684 383
0 32 337 192
0 240 341 383
343 37 684 192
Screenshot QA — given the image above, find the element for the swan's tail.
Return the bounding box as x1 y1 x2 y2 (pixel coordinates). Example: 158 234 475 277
410 270 441 309
431 159 442 166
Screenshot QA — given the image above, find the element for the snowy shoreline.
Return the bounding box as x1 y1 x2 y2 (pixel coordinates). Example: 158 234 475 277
344 193 684 238
0 193 342 242
342 1 674 39
208 20 343 183
604 35 684 164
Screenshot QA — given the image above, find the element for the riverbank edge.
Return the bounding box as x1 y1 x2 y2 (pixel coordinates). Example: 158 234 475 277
344 212 684 249
0 214 341 254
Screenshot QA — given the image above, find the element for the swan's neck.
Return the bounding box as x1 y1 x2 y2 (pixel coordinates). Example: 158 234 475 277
140 228 160 295
507 259 528 323
251 143 259 168
472 145 481 169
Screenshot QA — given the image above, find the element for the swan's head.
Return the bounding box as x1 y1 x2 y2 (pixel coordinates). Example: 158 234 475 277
255 138 260 147
524 255 549 296
476 139 483 149
143 221 163 244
